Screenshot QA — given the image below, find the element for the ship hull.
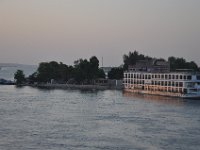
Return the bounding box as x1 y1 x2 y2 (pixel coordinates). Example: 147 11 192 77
124 88 200 99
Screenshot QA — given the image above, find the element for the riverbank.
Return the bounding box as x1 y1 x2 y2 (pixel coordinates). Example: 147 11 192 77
29 83 122 90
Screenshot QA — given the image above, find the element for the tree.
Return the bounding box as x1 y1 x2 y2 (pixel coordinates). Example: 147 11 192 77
14 70 25 84
108 68 124 79
123 51 152 70
168 56 199 71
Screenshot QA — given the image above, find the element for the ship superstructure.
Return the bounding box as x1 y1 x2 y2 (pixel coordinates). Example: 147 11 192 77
123 59 200 99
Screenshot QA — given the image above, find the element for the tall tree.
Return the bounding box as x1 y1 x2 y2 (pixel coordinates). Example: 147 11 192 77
123 51 152 70
14 70 25 84
108 68 124 79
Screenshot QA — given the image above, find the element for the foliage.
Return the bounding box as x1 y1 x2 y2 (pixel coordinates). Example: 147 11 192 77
123 51 199 71
14 70 25 84
108 68 124 79
37 61 74 82
28 72 38 84
168 56 199 71
123 51 152 70
73 56 105 83
35 56 105 84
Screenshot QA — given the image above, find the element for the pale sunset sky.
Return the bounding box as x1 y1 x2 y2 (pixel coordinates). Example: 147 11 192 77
0 0 200 66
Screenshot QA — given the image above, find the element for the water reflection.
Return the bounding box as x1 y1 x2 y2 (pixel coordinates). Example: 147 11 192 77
123 91 184 106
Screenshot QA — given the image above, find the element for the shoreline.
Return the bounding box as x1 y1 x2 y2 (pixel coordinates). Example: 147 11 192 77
27 83 122 90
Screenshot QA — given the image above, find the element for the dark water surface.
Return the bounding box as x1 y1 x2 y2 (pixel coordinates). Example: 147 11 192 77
0 86 200 150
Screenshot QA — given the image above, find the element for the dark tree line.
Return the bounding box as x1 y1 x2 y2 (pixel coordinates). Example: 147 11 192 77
108 68 124 80
14 52 200 84
123 51 152 70
123 50 199 72
27 56 105 84
168 56 199 71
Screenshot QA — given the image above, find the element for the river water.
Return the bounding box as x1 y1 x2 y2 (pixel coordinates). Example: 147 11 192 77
0 85 200 150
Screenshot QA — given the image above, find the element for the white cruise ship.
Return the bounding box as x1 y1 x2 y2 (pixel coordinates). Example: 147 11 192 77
123 59 200 99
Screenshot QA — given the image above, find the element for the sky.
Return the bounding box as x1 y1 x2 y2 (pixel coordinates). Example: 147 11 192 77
0 0 200 66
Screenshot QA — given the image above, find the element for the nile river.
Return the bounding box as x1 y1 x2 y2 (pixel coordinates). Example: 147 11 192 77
0 85 200 150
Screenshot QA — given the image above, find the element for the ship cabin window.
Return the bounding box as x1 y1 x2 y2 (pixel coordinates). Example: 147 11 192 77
141 74 144 79
131 74 133 78
184 76 187 80
183 89 187 94
197 76 200 80
131 80 133 84
124 74 127 78
187 75 192 80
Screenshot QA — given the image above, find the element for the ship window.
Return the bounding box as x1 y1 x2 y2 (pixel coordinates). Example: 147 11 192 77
142 74 144 79
184 76 187 80
197 76 200 80
187 75 192 80
124 74 127 78
131 74 133 78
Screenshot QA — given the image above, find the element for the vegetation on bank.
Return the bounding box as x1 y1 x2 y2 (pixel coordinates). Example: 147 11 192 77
15 56 105 85
14 70 26 84
123 51 199 72
14 51 200 84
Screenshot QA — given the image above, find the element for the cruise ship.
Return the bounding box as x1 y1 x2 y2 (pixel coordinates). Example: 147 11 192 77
123 59 200 99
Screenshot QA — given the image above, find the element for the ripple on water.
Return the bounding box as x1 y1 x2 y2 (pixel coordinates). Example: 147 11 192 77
0 86 200 150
